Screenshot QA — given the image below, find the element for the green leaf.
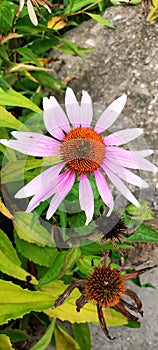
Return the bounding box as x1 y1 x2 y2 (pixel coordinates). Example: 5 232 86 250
73 323 91 350
64 0 97 14
16 48 42 67
0 106 28 131
32 71 65 91
58 248 81 278
36 251 67 289
15 233 58 267
1 155 61 184
85 13 115 29
125 201 154 220
0 229 37 284
126 223 158 242
54 324 80 350
14 212 55 247
30 319 56 350
59 38 83 58
0 88 41 113
0 0 16 35
0 334 14 350
0 329 29 342
0 280 55 325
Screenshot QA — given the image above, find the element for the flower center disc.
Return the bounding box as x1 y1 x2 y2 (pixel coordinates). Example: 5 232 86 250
86 266 125 307
61 127 105 174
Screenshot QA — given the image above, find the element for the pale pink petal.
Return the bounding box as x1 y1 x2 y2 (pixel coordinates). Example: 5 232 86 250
1 132 60 157
43 97 69 140
104 128 143 146
102 160 148 188
79 174 94 225
106 146 158 171
81 90 93 128
94 94 127 134
16 0 24 16
15 162 65 198
104 166 140 208
65 87 81 127
131 149 154 157
94 169 114 216
46 171 75 219
27 0 38 26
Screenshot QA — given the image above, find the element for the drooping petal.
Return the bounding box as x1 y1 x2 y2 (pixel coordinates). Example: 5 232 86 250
94 94 127 134
102 159 149 188
104 166 140 208
65 87 81 127
43 96 69 140
1 131 61 156
46 170 75 219
106 146 158 171
94 169 114 215
27 0 38 26
79 174 94 225
15 162 65 198
104 128 143 146
81 90 93 128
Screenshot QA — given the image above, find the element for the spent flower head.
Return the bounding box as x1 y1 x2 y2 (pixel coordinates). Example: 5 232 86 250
54 251 157 340
1 88 157 225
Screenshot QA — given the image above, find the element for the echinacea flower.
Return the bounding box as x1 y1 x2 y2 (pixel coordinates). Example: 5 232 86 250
16 0 52 26
54 250 157 339
1 88 157 225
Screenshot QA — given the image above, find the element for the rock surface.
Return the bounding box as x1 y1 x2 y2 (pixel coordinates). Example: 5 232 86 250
50 4 158 350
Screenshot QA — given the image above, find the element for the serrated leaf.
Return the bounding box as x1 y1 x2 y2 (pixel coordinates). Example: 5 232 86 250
0 88 41 113
125 201 154 220
0 106 28 131
0 334 14 350
85 12 115 29
14 212 55 246
44 281 127 326
30 319 55 350
15 233 57 267
54 324 80 350
0 229 37 284
0 280 55 325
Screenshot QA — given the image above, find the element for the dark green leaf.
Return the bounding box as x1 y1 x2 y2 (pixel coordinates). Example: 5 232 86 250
73 323 91 350
36 251 66 288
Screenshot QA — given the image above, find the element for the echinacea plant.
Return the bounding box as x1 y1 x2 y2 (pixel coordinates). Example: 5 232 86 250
1 88 157 225
54 250 157 340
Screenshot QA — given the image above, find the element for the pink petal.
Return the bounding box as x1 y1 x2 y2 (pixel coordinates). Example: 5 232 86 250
94 169 114 215
94 94 127 134
43 97 69 140
81 90 93 128
104 128 143 146
15 162 65 198
46 171 75 219
65 87 81 128
104 166 140 208
27 0 38 26
102 160 148 188
106 146 157 171
1 131 61 156
79 174 94 225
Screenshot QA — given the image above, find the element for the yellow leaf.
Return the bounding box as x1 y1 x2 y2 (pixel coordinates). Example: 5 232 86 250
0 33 23 45
0 334 14 350
54 324 80 350
0 199 14 220
47 16 67 30
147 0 158 21
43 281 127 327
7 63 52 73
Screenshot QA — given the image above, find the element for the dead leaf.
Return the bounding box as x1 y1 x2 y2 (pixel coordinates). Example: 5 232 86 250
47 16 67 30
